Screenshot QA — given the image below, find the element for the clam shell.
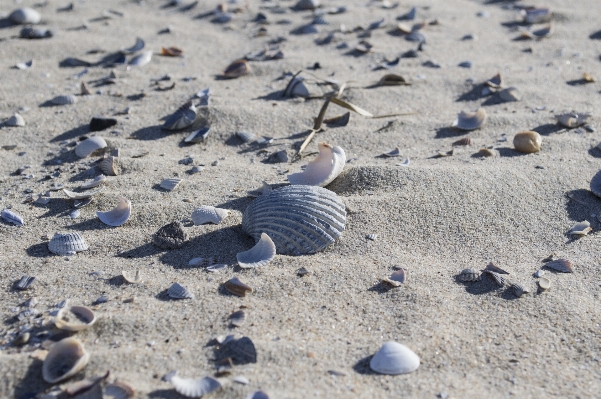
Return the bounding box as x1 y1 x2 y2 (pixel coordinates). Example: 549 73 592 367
288 143 346 187
129 50 152 67
80 175 107 189
224 277 253 297
42 337 90 384
229 310 246 327
122 270 143 284
568 220 592 236
164 371 221 398
521 24 553 39
97 196 131 226
2 209 24 226
6 113 25 127
153 221 188 249
48 232 89 255
123 37 145 54
452 108 487 130
555 112 590 128
63 187 104 200
184 127 210 143
9 8 41 24
168 282 194 299
163 101 197 131
458 268 481 282
369 341 420 375
242 185 346 255
513 131 542 153
223 59 250 79
590 170 601 198
99 156 119 176
237 233 277 269
538 277 551 290
545 258 573 273
51 95 77 105
75 136 107 158
54 305 97 331
245 392 269 399
191 206 229 225
160 178 183 191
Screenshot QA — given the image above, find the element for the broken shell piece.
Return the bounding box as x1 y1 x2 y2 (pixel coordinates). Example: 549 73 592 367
513 131 542 153
99 156 119 176
123 37 145 54
224 277 253 297
237 233 276 269
485 73 502 89
498 87 521 102
65 371 109 397
81 81 92 95
122 270 143 284
161 47 183 57
538 277 551 291
6 113 25 127
511 283 530 297
16 275 36 290
51 95 77 105
54 305 97 331
583 72 596 83
355 40 373 53
168 282 194 299
323 112 350 127
520 24 553 40
74 198 93 208
63 187 104 200
247 181 272 197
233 376 250 385
545 258 573 273
42 337 90 384
105 380 135 399
191 206 229 225
207 264 227 273
229 310 246 327
160 178 183 191
377 74 410 86
370 341 420 375
129 50 152 67
188 257 218 267
458 268 481 282
153 221 188 249
9 8 41 24
568 221 592 236
79 175 107 189
483 262 509 275
163 101 197 131
2 209 24 226
163 371 221 398
184 127 210 143
288 142 346 187
590 170 601 198
452 108 487 130
555 112 590 128
223 59 250 79
20 27 53 39
97 196 131 226
452 137 472 146
380 269 406 287
48 232 88 255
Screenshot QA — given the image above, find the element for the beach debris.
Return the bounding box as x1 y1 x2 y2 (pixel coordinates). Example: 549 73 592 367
63 187 103 200
191 206 229 225
237 131 256 143
380 269 406 287
458 268 481 282
105 380 136 399
10 8 41 24
90 117 117 132
237 233 277 269
293 0 320 11
42 337 90 384
99 156 119 176
483 262 509 275
64 371 109 397
81 81 92 95
161 46 183 57
369 341 420 375
129 51 152 67
288 143 346 187
69 209 80 219
355 40 373 53
485 73 502 89
153 221 188 249
163 371 221 398
224 277 253 297
377 74 410 86
48 232 88 255
167 282 194 299
223 59 250 79
207 264 227 273
97 196 131 227
196 88 210 106
452 137 472 146
54 305 97 331
366 234 378 241
216 336 257 364
75 136 107 158
521 8 551 24
50 95 77 105
484 271 506 287
16 275 36 290
545 258 573 273
160 178 183 191
324 112 350 127
5 113 25 127
242 185 346 255
475 148 496 157
2 209 24 226
184 127 210 143
511 283 530 298
513 131 542 153
383 147 400 157
555 112 591 128
245 392 269 399
122 270 143 284
452 108 487 130
458 61 472 68
188 257 218 267
534 269 545 278
583 72 596 83
163 101 197 131
538 277 551 291
123 37 145 54
80 175 107 190
233 376 250 385
15 60 33 70
229 310 246 327
14 332 30 346
520 24 553 40
20 27 53 39
498 87 522 102
568 221 592 236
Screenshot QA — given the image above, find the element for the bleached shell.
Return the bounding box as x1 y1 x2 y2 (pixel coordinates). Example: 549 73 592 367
123 37 145 54
63 187 104 200
48 232 88 255
163 101 197 131
97 196 131 226
122 270 143 284
80 175 107 189
237 233 277 268
545 258 573 273
555 112 590 128
184 127 210 143
380 269 406 287
242 185 346 255
568 220 592 236
42 337 90 384
370 341 420 375
168 282 194 299
2 209 24 226
51 95 77 105
458 268 481 282
99 156 119 176
452 108 487 130
6 113 25 127
129 50 152 67
75 136 107 158
165 372 221 398
160 178 183 191
288 142 346 187
513 131 542 153
191 206 229 225
9 8 41 24
538 277 551 290
54 305 97 331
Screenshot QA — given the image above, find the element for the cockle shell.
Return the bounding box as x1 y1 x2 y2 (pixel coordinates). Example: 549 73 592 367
452 137 473 146
223 59 250 79
97 196 131 226
458 268 481 282
168 282 194 299
288 142 346 187
511 283 530 297
99 156 119 176
75 136 107 158
51 95 77 105
452 108 487 130
48 232 89 255
369 341 420 375
224 277 253 297
513 131 542 153
242 185 346 255
42 337 90 383
2 209 24 226
80 175 106 189
163 371 221 398
6 113 25 127
163 101 197 131
63 187 104 200
129 50 152 67
191 206 229 225
555 112 590 128
153 221 188 249
237 233 277 268
9 8 41 24
54 305 97 331
160 178 183 191
545 258 573 273
569 220 592 236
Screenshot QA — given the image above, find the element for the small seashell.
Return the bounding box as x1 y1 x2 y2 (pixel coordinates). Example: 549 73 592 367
123 37 145 54
498 87 521 102
5 113 25 127
511 283 530 298
64 371 109 397
355 40 373 53
475 148 496 157
216 336 257 364
2 208 24 226
555 112 590 128
206 264 228 273
184 127 210 143
161 46 183 57
163 371 221 398
568 220 592 236
324 112 350 127
545 258 573 273
9 8 41 24
99 156 119 176
229 310 246 327
452 108 487 130
69 209 80 219
483 262 509 275
20 27 53 39
237 131 255 143
366 234 378 241
452 137 472 146
50 95 77 105
90 117 117 132
483 271 506 287
380 269 406 287
122 270 143 284
153 221 188 249
583 72 596 83
14 332 30 346
63 187 104 200
233 376 250 385
74 198 94 208
377 74 410 86
485 73 502 89
513 131 542 153
245 392 270 399
288 142 346 187
163 101 197 131
538 277 551 291
223 59 250 79
196 88 210 106
42 337 90 384
534 269 545 278
129 50 152 67
188 257 217 267
237 233 277 268
80 175 107 189
369 341 420 375
104 380 135 399
520 24 553 40
97 196 131 226
48 232 88 256
16 275 36 290
293 0 320 10
160 178 183 191
522 8 551 24
75 136 107 158
458 268 481 282
167 282 194 299
224 277 253 297
54 305 97 331
191 206 229 225
383 147 400 157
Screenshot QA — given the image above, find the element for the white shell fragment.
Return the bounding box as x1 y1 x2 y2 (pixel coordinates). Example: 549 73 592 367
568 221 592 236
160 178 183 191
63 187 104 200
80 175 107 189
555 112 591 128
97 196 131 226
168 282 194 299
370 341 420 375
6 113 25 127
122 270 143 284
2 209 24 226
288 142 346 187
129 50 152 67
538 277 551 290
75 136 107 158
163 371 221 398
452 108 487 130
191 206 229 225
163 101 197 130
50 95 77 105
42 337 90 384
54 305 97 331
48 232 88 256
242 185 346 255
9 8 41 24
380 269 406 287
237 233 277 268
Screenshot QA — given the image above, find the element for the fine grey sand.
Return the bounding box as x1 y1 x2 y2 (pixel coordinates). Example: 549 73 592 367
1 0 601 398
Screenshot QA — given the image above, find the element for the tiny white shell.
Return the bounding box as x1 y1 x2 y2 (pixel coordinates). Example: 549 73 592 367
50 95 77 105
370 341 420 375
79 175 107 189
568 220 592 236
164 371 221 398
288 142 346 187
54 305 97 331
163 101 197 131
168 282 194 299
2 209 24 226
42 337 90 384
191 206 229 225
452 108 487 130
75 136 107 158
6 113 25 127
129 50 152 67
97 196 131 226
9 8 41 24
237 233 276 268
48 232 88 255
63 187 104 200
538 277 551 290
160 178 183 191
122 270 143 284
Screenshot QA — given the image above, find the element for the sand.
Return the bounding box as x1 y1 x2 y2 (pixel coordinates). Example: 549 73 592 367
1 0 601 398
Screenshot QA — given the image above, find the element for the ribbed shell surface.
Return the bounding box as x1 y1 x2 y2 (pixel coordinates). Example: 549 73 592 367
48 232 88 255
242 185 346 255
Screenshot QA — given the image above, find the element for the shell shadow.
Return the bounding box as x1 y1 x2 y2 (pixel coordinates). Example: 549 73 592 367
215 196 253 213
564 189 599 242
42 150 79 167
589 30 601 40
0 18 15 29
12 359 49 399
252 90 289 101
49 124 90 142
456 83 488 102
353 355 378 375
367 282 396 294
148 389 182 399
566 79 590 86
129 125 167 141
461 277 499 295
67 218 113 231
531 123 565 136
117 243 162 259
496 147 529 157
25 242 50 257
33 198 72 219
587 146 601 159
104 275 127 287
435 127 467 139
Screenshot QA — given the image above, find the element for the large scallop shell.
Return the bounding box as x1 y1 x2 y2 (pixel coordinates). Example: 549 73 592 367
237 233 276 268
48 232 89 255
163 371 221 398
42 337 90 384
191 206 229 225
75 136 107 158
242 185 346 255
288 142 346 187
163 101 197 131
2 209 24 226
452 108 487 130
54 305 97 331
97 196 131 226
369 341 420 375
9 8 41 24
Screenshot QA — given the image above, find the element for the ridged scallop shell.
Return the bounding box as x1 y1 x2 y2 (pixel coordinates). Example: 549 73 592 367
288 142 346 187
458 268 481 282
6 113 25 127
42 337 90 384
2 209 24 226
555 112 590 128
545 258 573 273
9 8 41 24
75 136 107 158
51 95 77 105
185 127 210 143
63 187 104 200
191 206 229 225
452 108 487 130
122 270 143 284
99 156 119 176
54 305 97 331
48 232 89 255
163 101 197 131
129 50 152 67
164 371 221 398
167 283 194 299
237 233 276 268
160 178 183 191
80 175 107 189
97 196 131 226
223 59 250 79
369 341 420 375
242 185 346 255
